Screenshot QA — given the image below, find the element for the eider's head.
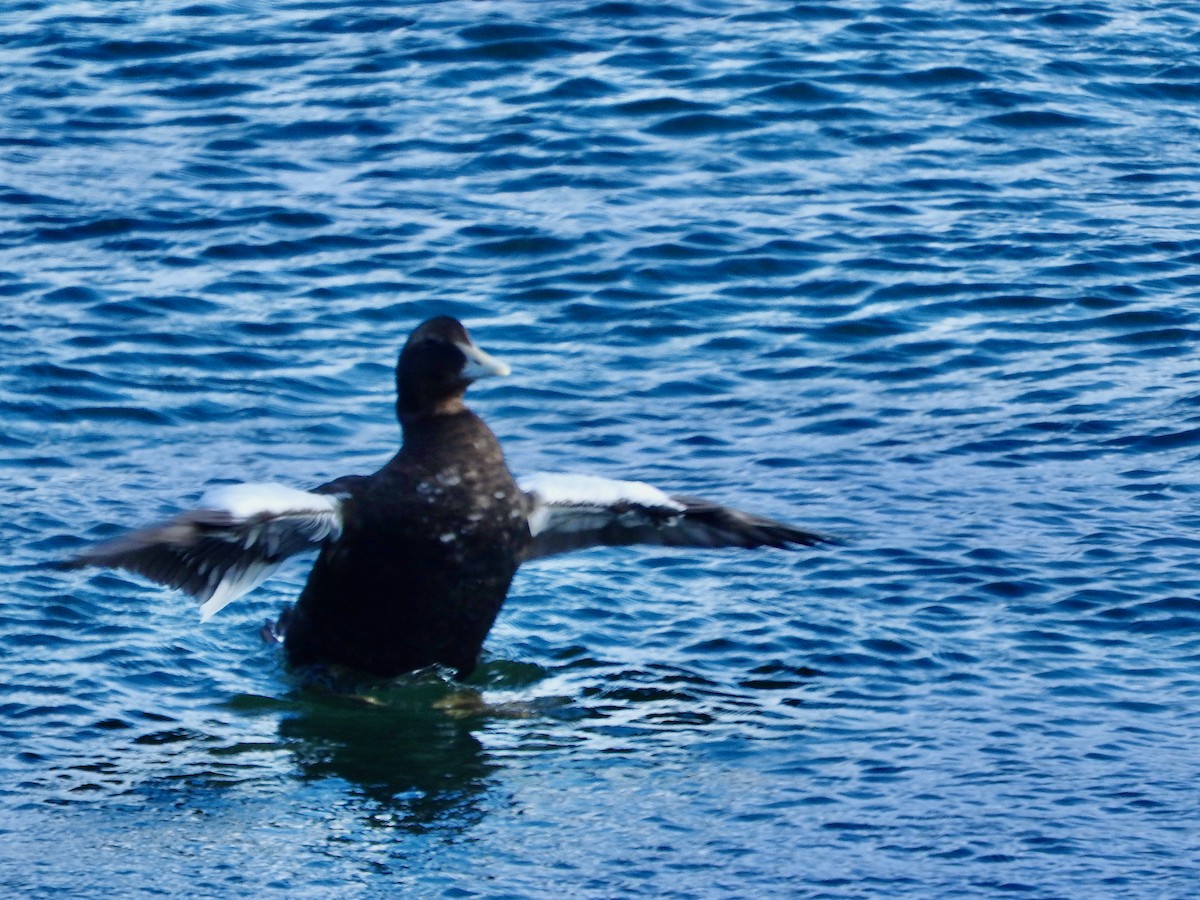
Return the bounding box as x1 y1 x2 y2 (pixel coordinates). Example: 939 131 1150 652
396 316 510 419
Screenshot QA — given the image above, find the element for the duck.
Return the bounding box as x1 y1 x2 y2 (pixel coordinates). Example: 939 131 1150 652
62 316 835 679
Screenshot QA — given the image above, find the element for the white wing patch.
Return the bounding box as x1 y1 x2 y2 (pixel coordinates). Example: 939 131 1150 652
520 472 684 537
202 482 342 523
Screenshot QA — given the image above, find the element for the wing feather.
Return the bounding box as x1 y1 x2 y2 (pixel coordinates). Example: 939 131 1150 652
519 473 836 561
60 482 346 620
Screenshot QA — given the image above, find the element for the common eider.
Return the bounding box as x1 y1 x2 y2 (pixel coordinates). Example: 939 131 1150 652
63 317 835 679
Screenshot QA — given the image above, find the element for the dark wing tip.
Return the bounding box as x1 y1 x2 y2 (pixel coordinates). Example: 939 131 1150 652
766 522 843 548
671 497 841 550
810 531 845 547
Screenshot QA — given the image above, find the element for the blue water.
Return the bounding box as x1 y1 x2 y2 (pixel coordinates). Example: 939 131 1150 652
4 1 1200 896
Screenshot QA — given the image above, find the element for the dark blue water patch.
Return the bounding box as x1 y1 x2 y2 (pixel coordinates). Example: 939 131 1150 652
35 217 142 243
242 119 391 142
301 12 414 34
1037 10 1112 29
467 150 557 176
99 237 169 254
21 362 147 400
513 75 619 103
627 241 726 262
219 51 311 72
903 66 990 89
1105 427 1200 454
0 188 68 206
41 285 106 304
39 39 200 66
149 81 257 101
643 112 761 136
62 105 147 129
25 404 176 427
665 252 823 284
610 96 713 117
470 234 577 258
408 37 590 66
263 210 334 229
182 162 258 181
462 36 597 63
748 80 846 106
899 178 999 195
108 58 218 82
980 109 1111 129
458 22 558 43
1093 79 1200 103
160 112 247 129
201 233 382 261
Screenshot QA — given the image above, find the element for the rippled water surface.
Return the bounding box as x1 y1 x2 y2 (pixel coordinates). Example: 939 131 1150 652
5 1 1200 896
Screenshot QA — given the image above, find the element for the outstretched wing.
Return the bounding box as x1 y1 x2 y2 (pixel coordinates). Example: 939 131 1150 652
60 482 348 620
519 473 836 562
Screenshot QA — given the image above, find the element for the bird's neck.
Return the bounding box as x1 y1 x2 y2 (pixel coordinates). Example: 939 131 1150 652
396 390 466 422
397 403 481 452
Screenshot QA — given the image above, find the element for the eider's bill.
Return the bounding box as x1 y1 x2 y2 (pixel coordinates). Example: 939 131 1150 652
457 340 511 380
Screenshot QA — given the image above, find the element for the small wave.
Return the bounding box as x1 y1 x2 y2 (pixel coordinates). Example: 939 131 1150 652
981 110 1110 129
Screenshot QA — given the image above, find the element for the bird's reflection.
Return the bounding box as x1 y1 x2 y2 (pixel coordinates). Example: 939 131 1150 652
274 663 549 833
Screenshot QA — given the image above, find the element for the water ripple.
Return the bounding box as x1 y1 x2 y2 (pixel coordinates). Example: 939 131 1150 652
5 0 1200 896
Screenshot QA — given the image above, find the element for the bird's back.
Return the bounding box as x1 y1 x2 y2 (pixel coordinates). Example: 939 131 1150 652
282 410 529 678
